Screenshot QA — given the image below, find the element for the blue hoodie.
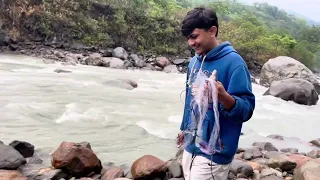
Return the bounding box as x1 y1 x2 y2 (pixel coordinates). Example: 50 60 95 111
180 41 255 164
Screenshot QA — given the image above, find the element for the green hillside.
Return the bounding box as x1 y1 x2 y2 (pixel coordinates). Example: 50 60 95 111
0 0 319 71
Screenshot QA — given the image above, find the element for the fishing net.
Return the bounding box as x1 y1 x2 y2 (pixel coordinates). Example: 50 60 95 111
184 69 221 155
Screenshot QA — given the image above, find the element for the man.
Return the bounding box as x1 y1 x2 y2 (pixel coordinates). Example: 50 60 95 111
177 7 255 180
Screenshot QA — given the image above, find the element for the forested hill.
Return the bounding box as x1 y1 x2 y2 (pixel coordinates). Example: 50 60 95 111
0 0 319 71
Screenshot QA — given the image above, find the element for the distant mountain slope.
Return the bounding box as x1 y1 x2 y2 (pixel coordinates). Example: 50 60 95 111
287 10 320 26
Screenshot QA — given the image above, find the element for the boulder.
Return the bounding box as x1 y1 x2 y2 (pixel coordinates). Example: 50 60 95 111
102 79 138 90
260 56 320 94
307 150 320 159
281 148 299 154
309 138 320 148
247 161 262 171
288 154 312 167
230 159 254 178
243 147 263 160
167 160 182 178
51 141 102 178
101 167 124 180
0 144 26 170
265 154 297 171
9 140 35 158
112 47 128 60
155 57 170 68
252 142 278 152
267 134 284 140
163 65 179 73
263 78 319 105
130 54 146 68
0 29 8 46
103 57 124 69
131 155 167 179
172 59 185 65
54 69 72 73
294 158 320 180
33 168 69 180
84 53 106 66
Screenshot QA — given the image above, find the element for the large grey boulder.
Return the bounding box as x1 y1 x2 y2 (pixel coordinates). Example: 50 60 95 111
103 57 124 69
263 78 319 105
112 47 128 60
0 144 26 170
260 56 320 94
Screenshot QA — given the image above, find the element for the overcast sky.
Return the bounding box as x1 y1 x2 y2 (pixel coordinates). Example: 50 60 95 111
240 0 320 22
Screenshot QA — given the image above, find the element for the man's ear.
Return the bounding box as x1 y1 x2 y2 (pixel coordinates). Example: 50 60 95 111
209 26 217 37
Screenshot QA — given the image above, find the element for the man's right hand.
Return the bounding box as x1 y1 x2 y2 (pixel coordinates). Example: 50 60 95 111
176 132 184 148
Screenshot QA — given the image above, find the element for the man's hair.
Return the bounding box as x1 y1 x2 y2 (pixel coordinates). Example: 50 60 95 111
181 7 219 37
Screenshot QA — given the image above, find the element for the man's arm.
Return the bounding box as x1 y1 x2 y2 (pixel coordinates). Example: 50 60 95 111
219 65 255 123
180 67 191 131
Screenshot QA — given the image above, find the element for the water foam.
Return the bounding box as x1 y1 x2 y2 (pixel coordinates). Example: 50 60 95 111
168 115 182 123
136 120 178 139
55 103 109 124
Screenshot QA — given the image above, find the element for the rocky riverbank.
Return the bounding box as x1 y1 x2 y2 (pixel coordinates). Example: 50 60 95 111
1 136 319 180
0 36 264 76
0 39 191 74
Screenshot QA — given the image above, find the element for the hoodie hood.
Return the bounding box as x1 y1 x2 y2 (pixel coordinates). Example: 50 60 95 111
196 41 237 62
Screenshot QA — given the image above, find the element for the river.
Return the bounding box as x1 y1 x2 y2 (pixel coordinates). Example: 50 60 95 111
0 53 319 167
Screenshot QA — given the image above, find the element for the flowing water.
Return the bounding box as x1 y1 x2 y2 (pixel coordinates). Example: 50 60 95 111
0 53 319 166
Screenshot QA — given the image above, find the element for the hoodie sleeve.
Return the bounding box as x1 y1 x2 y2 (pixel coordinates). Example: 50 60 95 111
220 65 255 123
180 67 191 131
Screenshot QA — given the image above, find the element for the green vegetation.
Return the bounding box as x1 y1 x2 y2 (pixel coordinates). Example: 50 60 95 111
0 0 319 69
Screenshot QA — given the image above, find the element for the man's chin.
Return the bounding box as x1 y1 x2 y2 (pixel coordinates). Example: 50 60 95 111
195 49 202 55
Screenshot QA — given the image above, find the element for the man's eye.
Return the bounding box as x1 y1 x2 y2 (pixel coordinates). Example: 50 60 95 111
190 35 197 39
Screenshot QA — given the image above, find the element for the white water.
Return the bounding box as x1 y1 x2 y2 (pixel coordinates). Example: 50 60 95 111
0 54 319 166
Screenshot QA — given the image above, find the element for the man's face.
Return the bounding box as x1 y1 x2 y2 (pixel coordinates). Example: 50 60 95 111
187 27 216 56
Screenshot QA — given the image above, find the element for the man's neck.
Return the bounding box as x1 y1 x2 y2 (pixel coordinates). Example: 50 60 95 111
201 39 220 57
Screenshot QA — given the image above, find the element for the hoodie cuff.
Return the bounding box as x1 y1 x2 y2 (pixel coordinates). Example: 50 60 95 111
220 95 242 122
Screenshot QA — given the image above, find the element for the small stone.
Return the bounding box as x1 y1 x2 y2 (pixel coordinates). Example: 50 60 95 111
247 161 262 171
306 150 320 159
235 152 244 160
34 168 68 180
54 69 71 73
253 142 278 152
236 173 247 178
280 148 298 154
167 161 182 178
237 148 245 153
261 168 275 178
267 134 284 140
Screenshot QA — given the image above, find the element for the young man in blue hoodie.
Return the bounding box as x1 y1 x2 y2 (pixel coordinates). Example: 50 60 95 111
177 7 255 180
